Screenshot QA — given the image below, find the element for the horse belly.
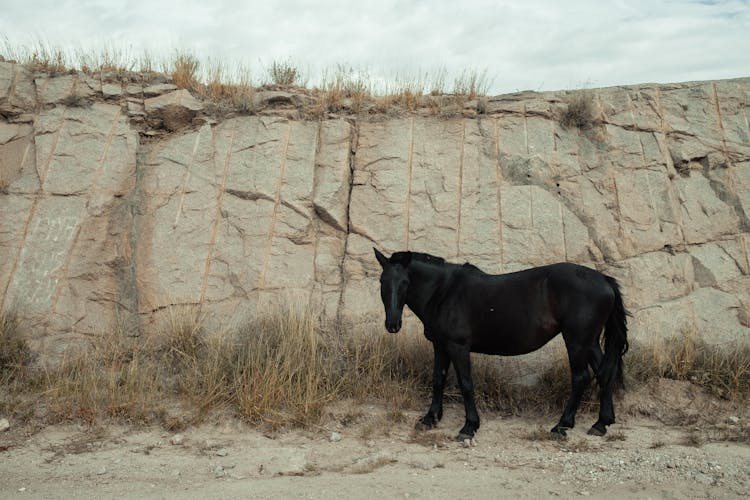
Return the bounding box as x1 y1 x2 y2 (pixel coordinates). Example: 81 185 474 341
470 320 559 356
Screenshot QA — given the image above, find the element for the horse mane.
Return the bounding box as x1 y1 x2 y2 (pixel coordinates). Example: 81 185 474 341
391 251 446 266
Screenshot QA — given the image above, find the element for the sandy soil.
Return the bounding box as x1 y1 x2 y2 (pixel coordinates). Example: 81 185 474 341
1 382 749 499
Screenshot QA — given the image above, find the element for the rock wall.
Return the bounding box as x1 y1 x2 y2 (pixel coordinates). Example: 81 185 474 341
1 62 749 355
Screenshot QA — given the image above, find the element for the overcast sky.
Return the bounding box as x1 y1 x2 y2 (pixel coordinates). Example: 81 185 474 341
1 0 748 95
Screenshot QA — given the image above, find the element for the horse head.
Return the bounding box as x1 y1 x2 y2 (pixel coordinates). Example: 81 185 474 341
374 248 411 333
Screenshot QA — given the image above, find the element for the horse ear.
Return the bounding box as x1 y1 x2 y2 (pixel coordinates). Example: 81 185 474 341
373 248 389 267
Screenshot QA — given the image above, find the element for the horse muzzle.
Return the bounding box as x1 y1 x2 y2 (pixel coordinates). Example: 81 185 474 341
385 320 402 333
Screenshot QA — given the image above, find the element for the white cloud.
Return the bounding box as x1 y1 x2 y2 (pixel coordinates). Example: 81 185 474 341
1 0 747 94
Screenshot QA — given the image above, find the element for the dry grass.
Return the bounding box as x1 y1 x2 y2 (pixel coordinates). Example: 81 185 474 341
0 309 32 385
560 91 597 129
453 68 491 99
39 325 163 425
267 60 300 87
625 329 750 400
605 430 627 442
1 38 493 118
3 305 749 435
170 52 200 92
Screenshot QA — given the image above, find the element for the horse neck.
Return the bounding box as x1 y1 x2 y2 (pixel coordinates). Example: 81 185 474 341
405 260 446 321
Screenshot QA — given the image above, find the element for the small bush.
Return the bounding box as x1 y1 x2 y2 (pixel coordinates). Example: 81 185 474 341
453 69 490 99
0 310 31 383
625 329 750 400
171 52 200 91
561 91 597 129
267 60 299 87
40 325 162 425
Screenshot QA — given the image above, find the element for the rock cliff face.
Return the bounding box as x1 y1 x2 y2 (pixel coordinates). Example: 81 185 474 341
1 62 748 355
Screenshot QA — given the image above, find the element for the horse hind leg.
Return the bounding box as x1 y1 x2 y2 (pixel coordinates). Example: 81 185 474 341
551 342 592 437
588 345 615 437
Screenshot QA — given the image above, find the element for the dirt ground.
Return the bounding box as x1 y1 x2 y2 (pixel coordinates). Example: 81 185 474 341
1 380 749 499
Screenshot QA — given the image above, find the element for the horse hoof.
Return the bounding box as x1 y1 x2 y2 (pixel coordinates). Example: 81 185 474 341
587 425 606 437
550 426 568 437
415 419 435 431
456 432 475 442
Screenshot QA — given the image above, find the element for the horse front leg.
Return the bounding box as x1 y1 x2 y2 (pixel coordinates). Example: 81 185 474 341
416 342 451 430
446 342 480 441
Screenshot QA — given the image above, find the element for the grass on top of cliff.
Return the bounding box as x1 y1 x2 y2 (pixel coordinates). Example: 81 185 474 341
1 306 749 433
0 39 491 116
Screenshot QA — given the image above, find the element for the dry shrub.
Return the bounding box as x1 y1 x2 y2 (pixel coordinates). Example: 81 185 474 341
626 329 750 400
41 325 162 424
311 66 372 116
267 60 299 87
330 326 432 406
471 349 573 415
561 91 597 129
171 52 200 92
233 302 334 427
0 310 32 384
453 69 490 99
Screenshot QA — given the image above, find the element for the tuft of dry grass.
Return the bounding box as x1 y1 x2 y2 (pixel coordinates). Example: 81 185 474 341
171 52 200 92
309 65 372 117
0 309 32 384
625 329 750 400
267 60 300 87
453 68 491 99
605 430 626 442
560 91 597 129
232 302 334 427
40 324 163 425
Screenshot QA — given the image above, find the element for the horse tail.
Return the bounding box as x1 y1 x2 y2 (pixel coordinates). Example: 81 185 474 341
600 276 629 391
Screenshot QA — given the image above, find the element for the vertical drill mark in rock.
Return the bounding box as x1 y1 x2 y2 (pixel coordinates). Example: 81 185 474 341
626 92 638 129
559 201 568 262
711 83 730 166
49 108 123 318
404 117 415 250
654 87 666 132
19 140 32 180
611 167 624 243
1 111 66 308
627 92 650 169
523 103 529 155
200 122 238 304
455 120 467 258
309 122 323 305
172 132 202 230
529 184 535 229
494 118 504 272
740 234 750 275
335 120 358 323
258 121 292 290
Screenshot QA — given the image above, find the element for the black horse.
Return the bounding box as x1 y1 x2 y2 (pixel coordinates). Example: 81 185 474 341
374 248 628 440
